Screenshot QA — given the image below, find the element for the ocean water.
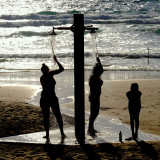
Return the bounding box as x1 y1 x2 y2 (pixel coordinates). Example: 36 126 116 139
0 0 160 78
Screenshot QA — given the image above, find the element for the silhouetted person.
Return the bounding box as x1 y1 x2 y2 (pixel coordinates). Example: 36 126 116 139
40 55 66 141
126 83 142 140
88 56 103 137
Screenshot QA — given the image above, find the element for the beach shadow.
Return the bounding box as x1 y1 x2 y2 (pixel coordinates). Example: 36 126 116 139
44 137 70 160
100 107 111 111
81 137 122 160
94 137 122 159
136 140 158 160
44 144 66 160
99 143 122 159
80 143 101 160
81 142 122 160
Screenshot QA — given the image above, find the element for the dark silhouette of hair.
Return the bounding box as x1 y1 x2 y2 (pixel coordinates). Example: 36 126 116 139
92 62 103 77
131 83 139 92
41 63 49 74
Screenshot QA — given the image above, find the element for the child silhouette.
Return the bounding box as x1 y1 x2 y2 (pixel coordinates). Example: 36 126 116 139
126 83 142 140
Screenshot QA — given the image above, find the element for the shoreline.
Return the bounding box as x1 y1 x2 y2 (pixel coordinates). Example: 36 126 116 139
1 70 160 84
0 85 39 102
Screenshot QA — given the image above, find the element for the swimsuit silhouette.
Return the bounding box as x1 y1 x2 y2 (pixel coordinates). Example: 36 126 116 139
40 55 66 141
126 83 142 140
88 56 103 137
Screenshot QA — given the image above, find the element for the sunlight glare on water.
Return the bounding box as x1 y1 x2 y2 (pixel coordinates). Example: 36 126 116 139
0 0 160 71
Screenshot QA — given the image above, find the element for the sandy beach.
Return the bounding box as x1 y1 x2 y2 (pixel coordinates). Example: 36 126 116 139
0 77 160 159
0 85 38 102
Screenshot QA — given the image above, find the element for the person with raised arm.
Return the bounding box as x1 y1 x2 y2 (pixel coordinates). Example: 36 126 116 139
88 56 104 137
40 55 66 141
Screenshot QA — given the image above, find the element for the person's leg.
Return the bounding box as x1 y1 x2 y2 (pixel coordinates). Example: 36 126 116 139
131 119 134 137
129 112 135 138
40 99 50 139
135 108 140 138
88 99 100 134
51 97 66 139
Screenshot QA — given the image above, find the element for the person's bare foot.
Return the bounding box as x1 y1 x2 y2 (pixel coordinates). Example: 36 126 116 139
87 129 96 138
43 135 49 139
125 136 134 141
61 134 67 143
61 134 67 140
93 129 99 133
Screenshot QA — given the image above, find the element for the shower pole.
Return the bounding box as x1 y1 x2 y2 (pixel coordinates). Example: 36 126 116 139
74 14 85 144
52 14 98 144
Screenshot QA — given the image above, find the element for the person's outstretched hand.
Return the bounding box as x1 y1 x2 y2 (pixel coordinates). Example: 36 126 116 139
54 55 58 62
96 56 100 63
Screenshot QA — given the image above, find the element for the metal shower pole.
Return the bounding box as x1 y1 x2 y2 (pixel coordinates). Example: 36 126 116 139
74 14 85 143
